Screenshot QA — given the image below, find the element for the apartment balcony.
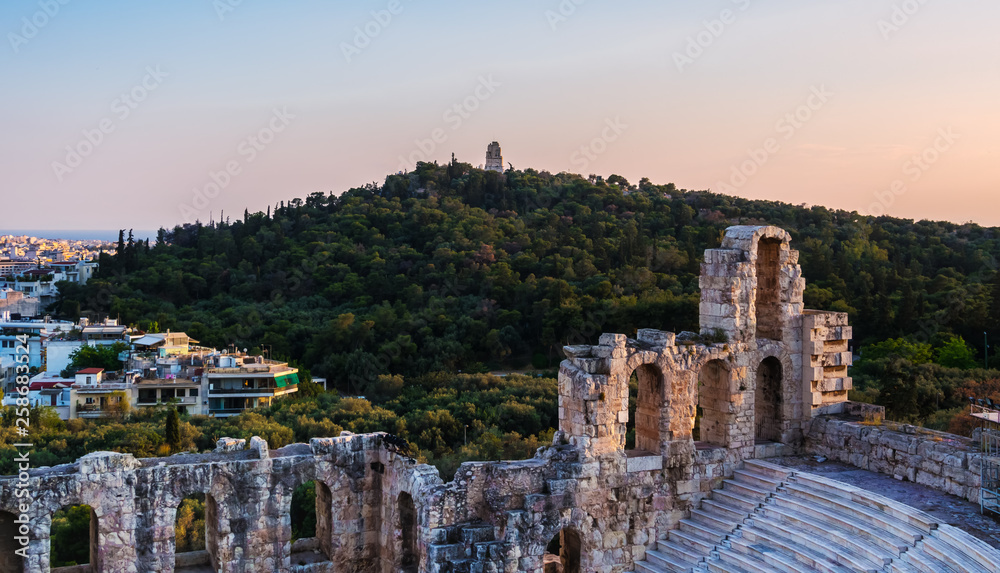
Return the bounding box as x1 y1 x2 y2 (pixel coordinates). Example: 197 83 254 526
205 365 279 374
208 408 246 417
135 395 199 407
73 383 133 393
76 404 109 418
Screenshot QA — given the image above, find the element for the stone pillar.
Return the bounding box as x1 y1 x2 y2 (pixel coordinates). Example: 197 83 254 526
559 334 627 459
801 311 853 416
79 452 141 573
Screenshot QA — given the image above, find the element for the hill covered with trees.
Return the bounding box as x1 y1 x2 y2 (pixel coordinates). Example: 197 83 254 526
56 160 1000 382
30 159 1000 461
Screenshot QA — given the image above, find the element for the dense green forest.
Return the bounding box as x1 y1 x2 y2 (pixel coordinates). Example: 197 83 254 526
13 159 1000 470
54 160 1000 380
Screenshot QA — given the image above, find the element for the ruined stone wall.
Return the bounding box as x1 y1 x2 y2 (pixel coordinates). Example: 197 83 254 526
806 416 983 504
0 433 436 573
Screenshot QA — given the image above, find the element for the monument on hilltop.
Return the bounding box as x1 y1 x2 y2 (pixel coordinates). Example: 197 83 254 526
485 141 503 172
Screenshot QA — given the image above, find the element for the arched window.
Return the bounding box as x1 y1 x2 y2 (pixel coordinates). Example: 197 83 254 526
315 481 334 560
695 360 730 448
291 481 317 542
174 493 209 570
50 504 96 572
543 528 582 573
399 492 418 573
755 357 783 442
290 480 333 566
755 238 782 340
0 510 24 573
625 363 664 454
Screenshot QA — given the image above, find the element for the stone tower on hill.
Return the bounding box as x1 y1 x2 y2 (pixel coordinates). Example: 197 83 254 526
485 141 503 172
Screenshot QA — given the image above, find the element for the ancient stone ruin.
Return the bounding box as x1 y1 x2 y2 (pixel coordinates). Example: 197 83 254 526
485 142 504 173
2 225 996 573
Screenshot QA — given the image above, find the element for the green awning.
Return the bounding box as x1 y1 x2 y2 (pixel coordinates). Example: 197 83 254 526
275 372 299 388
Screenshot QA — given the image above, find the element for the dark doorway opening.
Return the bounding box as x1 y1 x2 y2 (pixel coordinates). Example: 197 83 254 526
755 357 783 443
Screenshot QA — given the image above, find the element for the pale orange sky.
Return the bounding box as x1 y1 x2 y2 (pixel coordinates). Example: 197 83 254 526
2 0 999 229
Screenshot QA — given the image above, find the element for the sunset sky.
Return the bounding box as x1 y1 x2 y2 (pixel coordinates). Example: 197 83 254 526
3 0 999 230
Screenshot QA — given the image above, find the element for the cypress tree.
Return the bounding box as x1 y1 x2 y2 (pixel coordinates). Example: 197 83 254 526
166 407 180 451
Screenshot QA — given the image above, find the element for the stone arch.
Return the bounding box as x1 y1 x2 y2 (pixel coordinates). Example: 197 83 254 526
286 474 335 567
626 362 665 454
755 237 782 340
173 492 209 570
290 480 318 542
543 527 582 573
49 504 97 572
204 473 251 570
695 359 731 448
315 481 334 560
311 465 365 566
398 491 418 573
754 357 783 442
0 510 23 573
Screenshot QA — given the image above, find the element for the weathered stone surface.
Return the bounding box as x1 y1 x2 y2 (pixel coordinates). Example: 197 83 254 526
805 417 982 504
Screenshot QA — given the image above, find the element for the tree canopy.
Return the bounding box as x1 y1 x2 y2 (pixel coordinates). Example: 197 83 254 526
48 161 1000 389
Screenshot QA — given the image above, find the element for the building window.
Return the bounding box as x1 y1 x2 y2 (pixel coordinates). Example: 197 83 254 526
190 388 199 397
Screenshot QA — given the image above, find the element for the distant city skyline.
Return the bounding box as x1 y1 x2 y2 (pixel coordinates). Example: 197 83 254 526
0 230 157 243
3 1 999 229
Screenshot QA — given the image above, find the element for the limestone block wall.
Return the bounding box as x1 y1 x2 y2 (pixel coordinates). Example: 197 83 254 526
806 417 983 503
802 311 854 414
0 433 436 573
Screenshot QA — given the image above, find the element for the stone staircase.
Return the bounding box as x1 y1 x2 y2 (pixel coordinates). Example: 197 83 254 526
634 459 1000 573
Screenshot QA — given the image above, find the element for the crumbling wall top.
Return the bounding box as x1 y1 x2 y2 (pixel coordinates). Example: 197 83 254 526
79 451 140 475
720 225 792 253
